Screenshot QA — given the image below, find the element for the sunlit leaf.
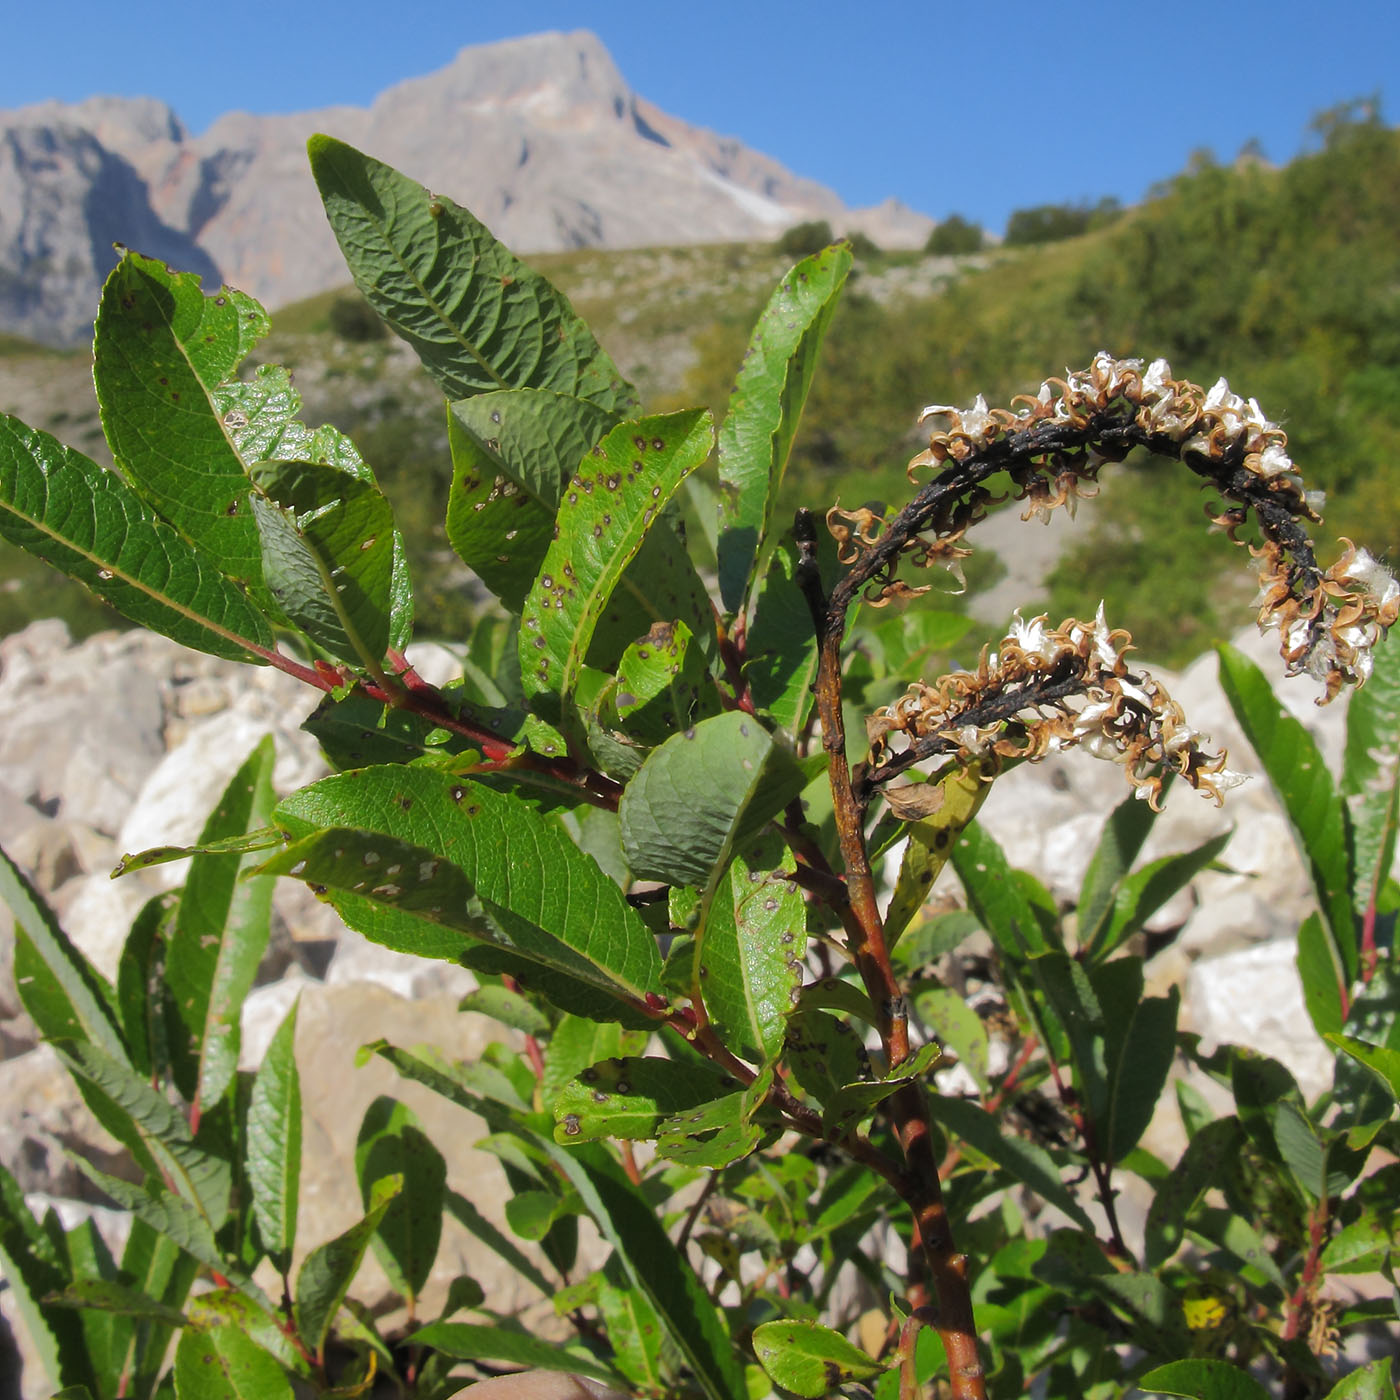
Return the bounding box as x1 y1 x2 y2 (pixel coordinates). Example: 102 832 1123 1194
164 737 276 1111
0 416 274 663
93 251 266 584
308 135 634 414
716 244 852 614
752 1318 882 1399
518 409 713 716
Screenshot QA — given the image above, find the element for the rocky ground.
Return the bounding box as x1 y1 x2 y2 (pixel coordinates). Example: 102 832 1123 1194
0 616 1363 1395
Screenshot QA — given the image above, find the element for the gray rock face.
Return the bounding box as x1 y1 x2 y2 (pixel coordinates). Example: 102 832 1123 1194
0 30 934 347
0 114 220 346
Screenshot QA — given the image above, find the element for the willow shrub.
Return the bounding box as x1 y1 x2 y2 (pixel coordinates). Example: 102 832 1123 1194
1 136 1398 1400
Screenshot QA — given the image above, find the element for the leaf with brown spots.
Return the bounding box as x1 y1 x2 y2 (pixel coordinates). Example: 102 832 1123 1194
751 1318 883 1398
173 1321 295 1400
551 1055 732 1143
518 409 713 719
267 766 664 1011
94 252 269 586
445 388 617 610
693 832 804 1064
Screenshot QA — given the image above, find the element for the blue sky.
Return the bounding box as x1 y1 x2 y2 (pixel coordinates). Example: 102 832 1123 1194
7 1 1396 234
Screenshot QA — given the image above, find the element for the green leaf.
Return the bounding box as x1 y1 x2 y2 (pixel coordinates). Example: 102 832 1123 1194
1328 1033 1400 1104
620 711 783 888
744 543 819 735
173 1323 294 1400
213 364 415 650
92 251 266 584
542 1147 747 1400
452 388 619 507
53 1040 232 1227
47 1278 187 1328
751 1318 882 1399
445 389 621 611
1139 1358 1273 1400
1299 911 1348 1041
457 983 550 1036
1145 1117 1247 1266
1187 1207 1288 1291
115 891 177 1080
268 766 663 1010
884 762 990 950
118 1215 201 1398
1031 951 1109 1125
1 844 124 1057
1217 644 1355 1017
246 998 301 1274
504 1188 579 1241
113 829 281 878
1344 631 1400 921
445 407 558 614
1344 630 1400 798
1103 986 1180 1164
308 136 634 413
1319 1213 1396 1274
57 1219 125 1389
541 1014 647 1109
1089 830 1234 963
184 1288 306 1376
68 1157 258 1303
0 1163 93 1394
655 1066 774 1168
695 832 804 1063
929 1094 1096 1231
250 460 397 672
914 986 991 1093
215 362 368 476
553 1055 733 1144
294 1174 401 1358
355 1098 445 1306
716 245 852 614
1324 1360 1398 1400
821 1042 941 1139
610 618 717 747
786 1009 870 1107
518 409 714 714
951 820 1058 957
598 1277 667 1392
165 737 276 1111
408 1321 623 1387
1076 790 1159 953
0 415 274 663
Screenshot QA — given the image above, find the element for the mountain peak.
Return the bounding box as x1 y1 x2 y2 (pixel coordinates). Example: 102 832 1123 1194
0 31 932 346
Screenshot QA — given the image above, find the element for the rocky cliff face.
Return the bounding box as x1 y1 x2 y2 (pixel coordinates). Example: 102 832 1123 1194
0 30 933 347
0 109 219 345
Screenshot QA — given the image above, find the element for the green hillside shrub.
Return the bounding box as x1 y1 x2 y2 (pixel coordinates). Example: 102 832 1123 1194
0 136 1398 1400
925 215 984 256
777 219 835 257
